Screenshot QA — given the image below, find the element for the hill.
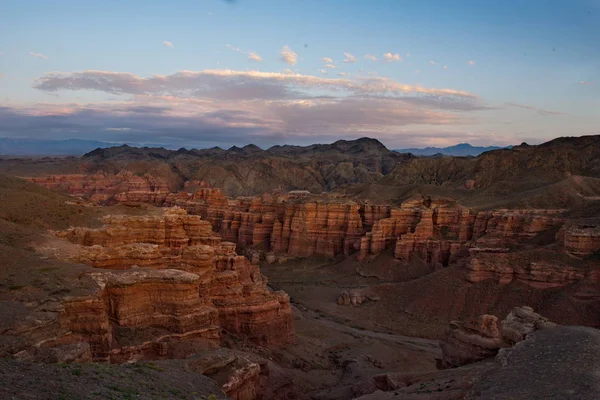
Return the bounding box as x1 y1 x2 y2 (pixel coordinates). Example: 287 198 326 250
395 143 507 156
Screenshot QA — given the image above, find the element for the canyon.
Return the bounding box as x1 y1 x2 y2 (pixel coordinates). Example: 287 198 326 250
1 136 600 399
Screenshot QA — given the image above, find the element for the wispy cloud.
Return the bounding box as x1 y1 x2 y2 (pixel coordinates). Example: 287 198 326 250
343 52 356 63
322 57 333 63
227 44 263 62
338 72 348 76
319 68 327 74
280 45 298 66
106 127 132 131
443 65 448 69
248 52 263 62
29 52 48 59
364 54 378 61
162 41 174 48
578 81 595 85
33 69 478 100
467 60 476 65
383 52 402 62
324 63 336 69
429 60 436 65
505 102 566 116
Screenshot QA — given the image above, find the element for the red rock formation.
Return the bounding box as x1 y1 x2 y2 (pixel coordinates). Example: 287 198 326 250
24 171 171 205
472 209 564 239
271 201 364 258
464 248 588 288
47 208 294 362
564 225 600 257
24 174 572 269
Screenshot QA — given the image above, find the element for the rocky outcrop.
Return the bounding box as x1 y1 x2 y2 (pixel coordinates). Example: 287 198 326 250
360 200 475 266
24 171 171 205
439 306 556 368
564 225 600 257
337 288 380 306
464 248 589 288
271 201 364 258
185 349 261 400
19 208 295 363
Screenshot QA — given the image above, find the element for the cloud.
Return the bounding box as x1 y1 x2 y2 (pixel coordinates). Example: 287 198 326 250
29 52 48 59
443 65 448 69
162 41 174 48
319 69 327 75
227 44 263 62
322 57 333 63
324 63 336 69
343 52 356 63
467 60 476 65
248 52 263 62
578 81 595 85
505 102 567 116
280 45 298 66
429 60 436 65
33 69 478 100
338 72 348 77
364 54 378 61
406 52 412 57
383 52 402 62
19 68 491 146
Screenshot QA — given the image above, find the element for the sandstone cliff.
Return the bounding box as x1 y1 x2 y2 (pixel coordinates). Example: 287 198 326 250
12 208 294 364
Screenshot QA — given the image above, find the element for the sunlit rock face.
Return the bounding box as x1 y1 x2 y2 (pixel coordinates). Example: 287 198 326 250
24 208 295 363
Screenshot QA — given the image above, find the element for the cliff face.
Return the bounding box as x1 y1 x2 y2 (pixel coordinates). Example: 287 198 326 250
25 171 171 205
464 248 592 289
564 225 600 257
21 174 599 294
23 208 294 363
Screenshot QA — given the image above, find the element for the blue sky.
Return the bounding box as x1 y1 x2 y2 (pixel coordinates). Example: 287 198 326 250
0 0 598 149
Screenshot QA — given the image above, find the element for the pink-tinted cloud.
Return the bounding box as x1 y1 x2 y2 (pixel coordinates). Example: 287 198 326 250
383 53 402 62
34 69 477 99
6 68 496 148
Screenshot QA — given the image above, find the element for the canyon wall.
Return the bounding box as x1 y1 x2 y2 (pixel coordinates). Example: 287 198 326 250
18 208 294 364
25 174 599 277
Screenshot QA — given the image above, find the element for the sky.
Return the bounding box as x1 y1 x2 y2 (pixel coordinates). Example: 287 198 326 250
0 0 598 149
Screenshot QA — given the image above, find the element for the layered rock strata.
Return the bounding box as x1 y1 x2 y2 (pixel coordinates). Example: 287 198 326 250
18 208 294 363
564 225 600 257
25 171 171 205
25 175 572 268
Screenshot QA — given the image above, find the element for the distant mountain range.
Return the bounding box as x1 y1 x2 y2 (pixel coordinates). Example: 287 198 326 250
395 143 509 157
0 138 170 156
1 137 509 157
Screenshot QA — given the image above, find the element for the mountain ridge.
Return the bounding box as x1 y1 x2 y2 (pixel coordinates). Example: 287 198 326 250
395 143 509 157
